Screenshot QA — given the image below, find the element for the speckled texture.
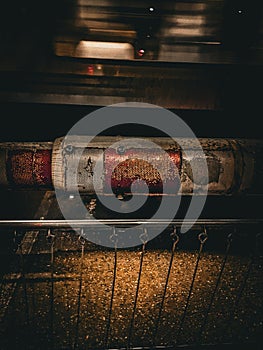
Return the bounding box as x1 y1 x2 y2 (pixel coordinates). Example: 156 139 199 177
104 148 181 194
1 237 262 349
6 149 52 186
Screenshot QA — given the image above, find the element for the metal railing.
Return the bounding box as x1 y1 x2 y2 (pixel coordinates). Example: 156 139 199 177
0 219 262 349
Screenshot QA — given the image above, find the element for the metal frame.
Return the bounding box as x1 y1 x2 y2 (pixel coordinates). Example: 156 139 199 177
0 219 262 349
0 218 262 229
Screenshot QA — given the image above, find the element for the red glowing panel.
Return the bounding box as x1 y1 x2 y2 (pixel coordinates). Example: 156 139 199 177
87 65 94 75
7 150 52 186
104 148 181 194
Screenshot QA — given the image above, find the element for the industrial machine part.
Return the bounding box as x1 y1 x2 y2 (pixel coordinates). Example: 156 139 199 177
0 137 262 195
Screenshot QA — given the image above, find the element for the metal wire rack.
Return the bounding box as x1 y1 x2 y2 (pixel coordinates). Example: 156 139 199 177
0 219 262 350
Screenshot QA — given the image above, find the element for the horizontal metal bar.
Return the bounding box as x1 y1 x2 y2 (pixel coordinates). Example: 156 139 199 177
0 219 262 229
108 342 260 350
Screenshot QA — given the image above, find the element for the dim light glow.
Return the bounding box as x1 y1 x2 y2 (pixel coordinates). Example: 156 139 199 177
75 41 134 59
87 65 94 75
165 27 204 37
174 15 205 26
138 49 145 57
174 2 206 12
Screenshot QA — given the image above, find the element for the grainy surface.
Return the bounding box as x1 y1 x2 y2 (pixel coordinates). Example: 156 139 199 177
1 242 262 349
0 193 262 349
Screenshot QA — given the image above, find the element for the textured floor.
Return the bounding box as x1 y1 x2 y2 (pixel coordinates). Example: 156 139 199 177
1 234 262 349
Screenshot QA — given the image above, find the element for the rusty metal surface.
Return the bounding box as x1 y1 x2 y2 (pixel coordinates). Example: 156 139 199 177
53 137 263 195
1 137 263 195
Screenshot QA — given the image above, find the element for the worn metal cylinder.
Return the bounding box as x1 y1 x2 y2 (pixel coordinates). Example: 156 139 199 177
0 137 262 195
0 142 53 188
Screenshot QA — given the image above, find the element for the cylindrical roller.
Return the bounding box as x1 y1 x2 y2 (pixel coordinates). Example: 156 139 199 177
0 137 263 195
0 142 53 188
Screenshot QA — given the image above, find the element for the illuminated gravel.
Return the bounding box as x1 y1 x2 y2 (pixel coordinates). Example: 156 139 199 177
2 246 262 349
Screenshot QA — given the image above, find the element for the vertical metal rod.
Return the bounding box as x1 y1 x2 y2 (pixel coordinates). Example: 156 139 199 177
18 237 30 326
127 242 146 348
104 247 118 349
152 228 180 346
175 229 208 346
64 280 72 347
73 234 85 349
63 230 73 347
47 229 55 348
197 233 233 343
50 239 54 346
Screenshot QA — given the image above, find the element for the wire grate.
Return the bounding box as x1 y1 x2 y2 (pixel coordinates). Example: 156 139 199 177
0 220 262 349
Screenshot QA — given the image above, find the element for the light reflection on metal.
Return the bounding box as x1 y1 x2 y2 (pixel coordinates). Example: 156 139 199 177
174 2 207 12
137 48 145 57
165 27 205 37
88 28 136 38
75 41 134 59
160 1 221 43
169 15 205 26
0 219 262 229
